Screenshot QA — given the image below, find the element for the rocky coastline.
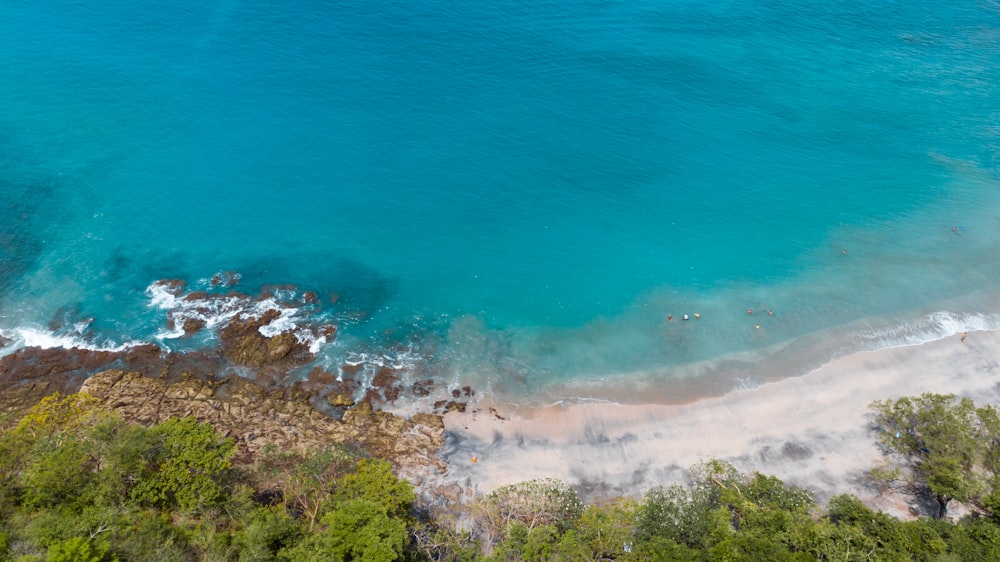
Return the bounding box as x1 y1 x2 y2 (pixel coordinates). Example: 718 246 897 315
0 280 473 498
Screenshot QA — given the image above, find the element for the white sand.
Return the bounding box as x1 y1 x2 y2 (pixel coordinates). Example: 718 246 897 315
434 330 1000 516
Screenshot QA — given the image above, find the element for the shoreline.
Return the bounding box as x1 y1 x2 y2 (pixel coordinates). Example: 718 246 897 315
436 329 1000 516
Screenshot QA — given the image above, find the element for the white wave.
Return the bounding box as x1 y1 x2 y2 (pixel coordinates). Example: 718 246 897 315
153 325 187 341
306 334 329 354
859 311 1000 350
146 280 335 358
3 326 143 353
146 282 181 310
335 345 425 392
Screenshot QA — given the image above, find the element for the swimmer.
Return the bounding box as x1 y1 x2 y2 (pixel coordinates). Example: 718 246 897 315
768 309 773 316
755 323 760 330
747 308 753 315
668 314 673 321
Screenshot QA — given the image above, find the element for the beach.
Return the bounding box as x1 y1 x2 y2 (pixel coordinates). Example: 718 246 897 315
437 329 1000 516
3 1 1000 525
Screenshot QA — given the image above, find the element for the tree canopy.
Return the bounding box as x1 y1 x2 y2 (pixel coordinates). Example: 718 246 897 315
869 393 1000 519
1 390 1000 560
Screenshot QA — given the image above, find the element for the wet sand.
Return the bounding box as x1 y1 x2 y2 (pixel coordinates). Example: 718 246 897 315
436 330 1000 516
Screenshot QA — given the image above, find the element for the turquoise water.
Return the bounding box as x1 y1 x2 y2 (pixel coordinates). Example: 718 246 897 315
2 0 1000 404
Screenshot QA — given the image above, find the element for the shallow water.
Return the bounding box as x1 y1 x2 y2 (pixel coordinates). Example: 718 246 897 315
1 0 999 405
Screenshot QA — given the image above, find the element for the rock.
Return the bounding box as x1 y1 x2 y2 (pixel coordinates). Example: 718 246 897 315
411 412 445 432
79 369 447 477
412 379 434 397
433 400 466 413
327 393 355 407
182 318 206 335
435 483 464 502
341 362 364 376
219 310 312 368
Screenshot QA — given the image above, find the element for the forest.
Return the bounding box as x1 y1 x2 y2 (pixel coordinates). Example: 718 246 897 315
1 392 999 561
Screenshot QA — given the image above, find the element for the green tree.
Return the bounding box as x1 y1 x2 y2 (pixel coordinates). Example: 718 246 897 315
46 536 118 562
637 460 740 549
280 499 407 562
333 458 414 521
233 507 302 562
869 393 993 518
0 394 108 515
566 497 638 560
20 438 96 509
129 417 236 512
411 515 482 561
85 420 158 509
827 495 910 560
256 446 358 532
474 478 583 552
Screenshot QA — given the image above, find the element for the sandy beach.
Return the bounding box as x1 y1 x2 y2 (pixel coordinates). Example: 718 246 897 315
436 329 1000 516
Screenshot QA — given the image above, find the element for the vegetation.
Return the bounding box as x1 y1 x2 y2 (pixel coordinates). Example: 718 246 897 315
868 393 1000 519
0 392 999 560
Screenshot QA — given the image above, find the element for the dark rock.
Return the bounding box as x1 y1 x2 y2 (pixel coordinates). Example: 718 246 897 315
412 379 434 397
182 318 206 335
152 279 187 294
433 400 466 414
341 362 364 377
219 309 312 368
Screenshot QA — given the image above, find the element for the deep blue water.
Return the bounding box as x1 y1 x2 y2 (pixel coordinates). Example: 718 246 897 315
2 0 1000 404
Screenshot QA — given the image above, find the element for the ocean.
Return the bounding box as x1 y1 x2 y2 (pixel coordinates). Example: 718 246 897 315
2 0 999 406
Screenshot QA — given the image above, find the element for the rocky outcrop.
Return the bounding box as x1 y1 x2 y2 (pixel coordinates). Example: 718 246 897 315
80 370 446 481
219 310 312 369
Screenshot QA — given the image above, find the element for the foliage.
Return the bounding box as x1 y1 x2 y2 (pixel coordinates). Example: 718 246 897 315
129 417 236 512
13 394 106 440
46 537 118 562
333 458 414 521
20 438 96 509
474 478 583 551
3 391 1000 560
255 445 358 531
280 499 407 562
869 393 999 518
411 515 481 561
231 507 301 562
567 497 638 560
